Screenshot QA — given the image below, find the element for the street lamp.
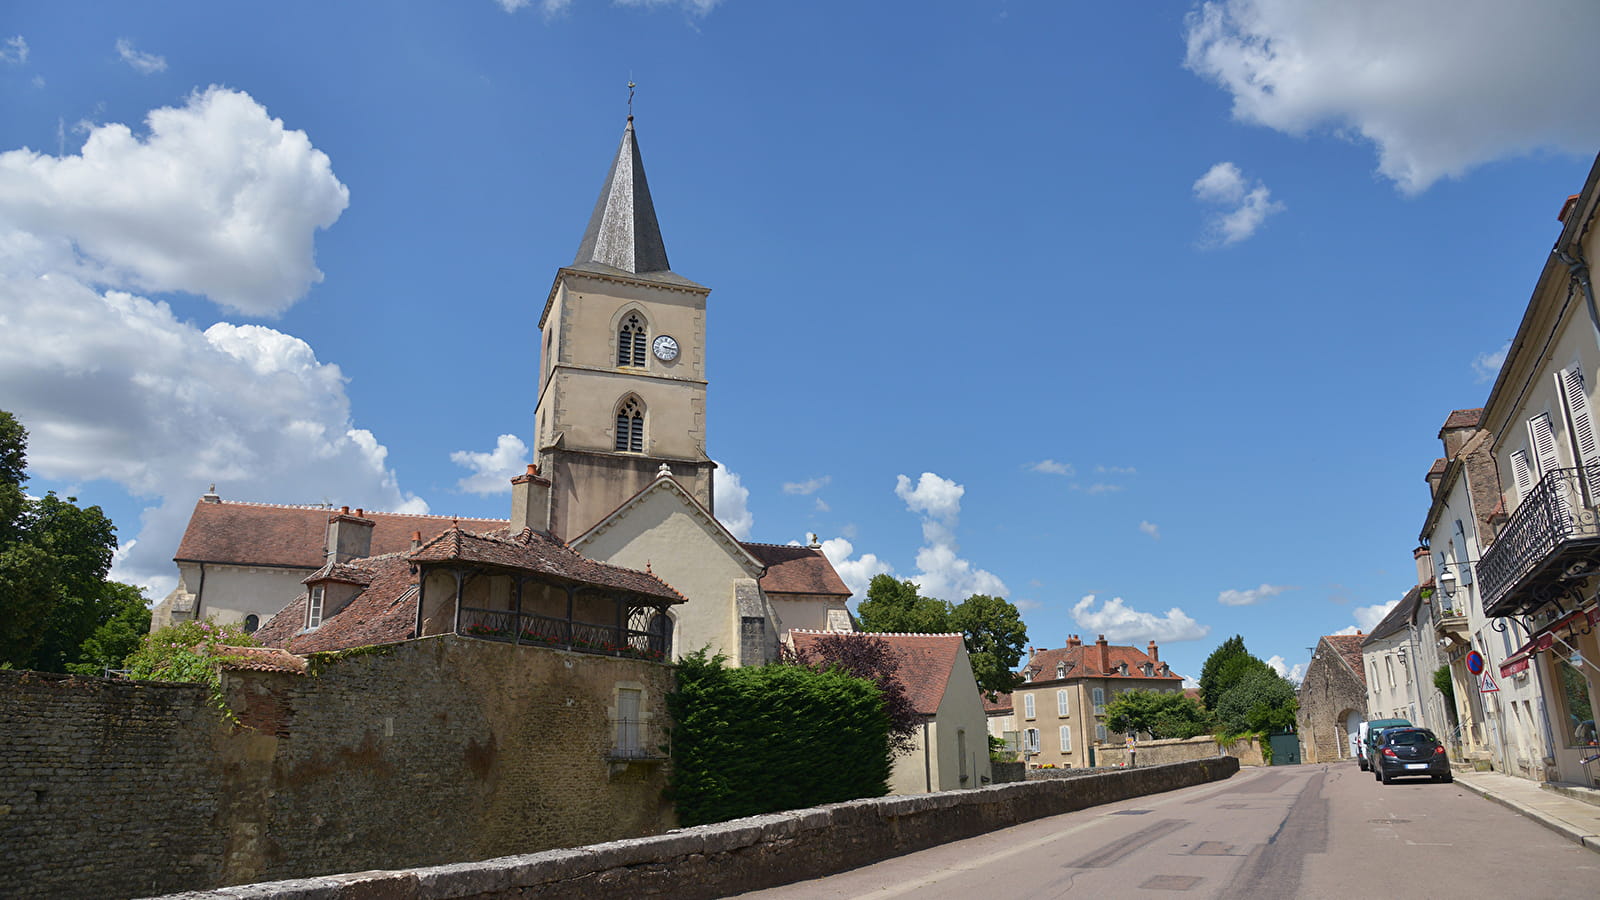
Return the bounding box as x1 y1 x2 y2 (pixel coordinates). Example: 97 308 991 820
1438 568 1457 602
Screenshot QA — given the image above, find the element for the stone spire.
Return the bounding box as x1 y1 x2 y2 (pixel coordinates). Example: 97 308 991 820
573 116 671 275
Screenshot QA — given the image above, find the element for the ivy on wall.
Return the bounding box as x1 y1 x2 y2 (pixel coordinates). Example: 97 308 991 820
666 651 891 826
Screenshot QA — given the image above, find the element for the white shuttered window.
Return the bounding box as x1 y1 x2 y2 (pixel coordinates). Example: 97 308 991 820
1510 449 1535 496
1059 725 1072 752
1057 689 1070 717
1023 693 1035 719
1529 413 1561 476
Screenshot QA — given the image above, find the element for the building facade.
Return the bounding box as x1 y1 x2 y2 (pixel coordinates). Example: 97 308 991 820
1011 635 1182 768
1296 633 1367 763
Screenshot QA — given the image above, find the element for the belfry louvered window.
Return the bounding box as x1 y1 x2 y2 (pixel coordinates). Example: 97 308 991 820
617 314 647 367
615 397 644 452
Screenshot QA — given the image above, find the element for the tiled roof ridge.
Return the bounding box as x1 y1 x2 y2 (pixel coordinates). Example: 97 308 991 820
791 629 960 638
741 540 820 549
207 498 509 522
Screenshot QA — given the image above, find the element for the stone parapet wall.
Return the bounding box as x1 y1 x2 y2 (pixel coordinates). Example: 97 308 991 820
1095 735 1265 767
157 757 1239 900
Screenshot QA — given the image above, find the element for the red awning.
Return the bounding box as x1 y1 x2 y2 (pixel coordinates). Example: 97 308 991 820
1498 606 1596 677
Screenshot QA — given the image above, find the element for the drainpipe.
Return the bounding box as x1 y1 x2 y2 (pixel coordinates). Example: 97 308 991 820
1554 244 1600 337
923 721 933 793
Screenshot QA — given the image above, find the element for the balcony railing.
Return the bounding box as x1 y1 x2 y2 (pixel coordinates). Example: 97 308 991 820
1478 464 1600 617
607 717 668 761
456 607 668 662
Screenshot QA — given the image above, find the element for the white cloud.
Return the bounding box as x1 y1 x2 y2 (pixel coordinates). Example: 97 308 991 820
1473 341 1510 383
1217 583 1295 606
783 475 830 495
713 464 753 539
1266 654 1306 684
1 89 420 596
0 86 348 316
820 536 894 604
1183 676 1200 689
450 435 530 495
894 472 1007 601
814 497 830 513
115 38 167 75
1028 459 1074 476
1184 0 1600 194
1 35 27 64
500 0 723 14
1139 520 1161 540
1354 600 1400 632
1071 595 1211 644
1096 465 1136 475
1331 625 1361 636
1082 483 1124 495
1192 161 1284 245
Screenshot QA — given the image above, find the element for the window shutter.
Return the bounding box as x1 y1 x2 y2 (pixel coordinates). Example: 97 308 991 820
1529 413 1561 477
1560 365 1599 464
1059 725 1072 752
1023 694 1035 719
1510 449 1534 495
1453 521 1473 585
1057 689 1069 717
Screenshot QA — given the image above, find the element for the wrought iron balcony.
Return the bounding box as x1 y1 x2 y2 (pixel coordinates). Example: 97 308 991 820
456 606 670 661
1478 465 1600 618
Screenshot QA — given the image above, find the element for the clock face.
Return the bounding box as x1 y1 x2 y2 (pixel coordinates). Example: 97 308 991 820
652 335 680 362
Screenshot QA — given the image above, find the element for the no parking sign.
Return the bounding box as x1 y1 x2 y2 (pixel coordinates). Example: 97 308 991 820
1466 650 1485 675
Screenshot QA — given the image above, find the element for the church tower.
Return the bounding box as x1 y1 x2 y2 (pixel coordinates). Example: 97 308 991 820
534 116 715 540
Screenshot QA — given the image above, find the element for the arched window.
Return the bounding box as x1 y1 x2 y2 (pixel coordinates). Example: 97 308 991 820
617 313 647 367
615 397 645 452
243 614 259 634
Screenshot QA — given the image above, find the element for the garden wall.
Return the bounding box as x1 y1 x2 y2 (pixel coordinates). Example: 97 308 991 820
1094 735 1265 767
0 635 674 899
155 757 1240 900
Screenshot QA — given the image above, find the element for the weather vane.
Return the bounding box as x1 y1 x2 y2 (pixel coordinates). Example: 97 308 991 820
628 80 636 118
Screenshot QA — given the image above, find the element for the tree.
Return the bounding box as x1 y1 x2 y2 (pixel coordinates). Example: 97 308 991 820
65 583 152 676
1104 689 1213 740
1214 666 1298 737
950 593 1028 697
856 575 1029 697
0 410 138 673
789 633 919 754
1198 634 1268 711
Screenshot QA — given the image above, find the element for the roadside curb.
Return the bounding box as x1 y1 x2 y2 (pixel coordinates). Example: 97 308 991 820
1455 778 1600 855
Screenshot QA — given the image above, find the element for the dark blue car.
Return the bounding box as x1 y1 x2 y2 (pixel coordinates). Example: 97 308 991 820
1373 727 1452 784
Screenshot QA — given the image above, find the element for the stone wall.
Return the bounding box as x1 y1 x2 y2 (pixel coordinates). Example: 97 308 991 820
1296 644 1367 763
0 635 675 899
1095 735 1265 767
156 757 1241 900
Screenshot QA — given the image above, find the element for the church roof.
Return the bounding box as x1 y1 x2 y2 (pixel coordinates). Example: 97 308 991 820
408 526 685 604
172 497 506 569
790 630 967 717
741 542 851 597
574 117 673 277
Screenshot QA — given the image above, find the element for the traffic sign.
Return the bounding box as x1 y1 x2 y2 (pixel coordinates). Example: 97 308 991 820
1466 650 1484 675
1480 672 1499 693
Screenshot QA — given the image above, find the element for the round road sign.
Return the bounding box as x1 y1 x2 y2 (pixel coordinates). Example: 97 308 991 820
1466 650 1485 675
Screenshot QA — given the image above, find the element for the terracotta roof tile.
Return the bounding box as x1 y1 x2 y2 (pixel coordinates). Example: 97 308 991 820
217 645 309 674
174 499 507 568
1427 458 1448 477
741 542 851 596
407 527 684 604
1441 408 1484 431
1021 640 1182 683
983 691 1013 714
791 630 965 716
1322 634 1367 686
255 554 420 654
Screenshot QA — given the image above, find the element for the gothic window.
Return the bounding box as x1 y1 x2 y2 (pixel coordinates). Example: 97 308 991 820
615 397 645 452
617 313 647 367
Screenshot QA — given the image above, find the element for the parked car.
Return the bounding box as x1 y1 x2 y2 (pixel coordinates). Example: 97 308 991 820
1373 727 1452 784
1358 718 1411 771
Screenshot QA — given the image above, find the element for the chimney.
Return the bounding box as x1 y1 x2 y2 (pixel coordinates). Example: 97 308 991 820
411 530 423 551
1095 635 1110 674
326 507 375 564
201 483 221 504
510 464 553 534
1425 458 1446 498
1414 545 1434 586
1147 640 1159 662
1066 634 1081 650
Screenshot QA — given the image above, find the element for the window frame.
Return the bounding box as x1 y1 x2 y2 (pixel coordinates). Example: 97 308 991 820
1057 689 1070 717
1023 693 1036 720
1059 724 1072 752
308 585 325 629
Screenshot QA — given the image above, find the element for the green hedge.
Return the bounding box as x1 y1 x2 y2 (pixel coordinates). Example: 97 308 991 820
667 651 892 826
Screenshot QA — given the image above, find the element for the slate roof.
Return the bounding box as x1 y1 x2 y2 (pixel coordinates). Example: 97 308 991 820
253 554 419 654
1427 458 1448 477
741 542 851 596
408 527 685 604
1021 639 1181 684
575 117 671 276
790 630 966 717
1362 584 1426 645
173 499 507 569
1440 408 1484 432
1322 634 1367 686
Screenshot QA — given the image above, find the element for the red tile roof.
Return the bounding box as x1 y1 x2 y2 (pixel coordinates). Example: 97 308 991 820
217 645 309 674
1440 408 1484 431
1322 634 1366 686
1021 639 1181 684
173 499 507 568
983 691 1013 714
790 630 965 716
741 542 851 596
407 527 684 604
253 554 419 654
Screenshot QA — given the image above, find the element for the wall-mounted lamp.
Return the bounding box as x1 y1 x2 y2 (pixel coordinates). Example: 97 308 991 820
1438 568 1457 600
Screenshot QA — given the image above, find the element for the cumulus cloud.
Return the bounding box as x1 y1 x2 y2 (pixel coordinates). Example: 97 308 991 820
1193 161 1284 245
820 536 894 604
1354 600 1400 632
115 38 167 74
1473 341 1510 383
894 472 1007 601
814 497 830 513
1217 583 1295 606
1184 0 1600 194
1331 625 1361 636
1071 595 1210 643
713 464 753 539
0 89 417 598
1028 459 1074 476
500 0 724 14
783 476 830 495
0 86 348 316
1266 654 1306 684
1139 521 1161 540
1096 465 1136 475
450 435 530 495
1083 483 1124 495
1 35 27 64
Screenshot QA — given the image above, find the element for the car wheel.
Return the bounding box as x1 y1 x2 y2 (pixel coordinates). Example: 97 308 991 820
1442 772 1453 783
1379 768 1391 785
1359 759 1368 771
1374 768 1381 781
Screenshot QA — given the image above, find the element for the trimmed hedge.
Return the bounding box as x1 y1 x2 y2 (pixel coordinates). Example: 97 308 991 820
667 651 891 826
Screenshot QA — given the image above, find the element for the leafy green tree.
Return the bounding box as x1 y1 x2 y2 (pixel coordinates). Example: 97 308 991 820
1198 634 1268 711
950 592 1028 697
0 410 134 672
1104 689 1213 740
1214 666 1298 737
857 576 1029 697
65 583 152 676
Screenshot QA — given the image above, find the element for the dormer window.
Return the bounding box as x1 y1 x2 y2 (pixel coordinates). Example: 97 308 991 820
1117 662 1128 676
1055 661 1066 679
308 585 325 629
617 314 647 367
1141 662 1153 676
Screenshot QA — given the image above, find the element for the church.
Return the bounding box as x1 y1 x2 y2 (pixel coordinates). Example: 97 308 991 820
153 115 854 666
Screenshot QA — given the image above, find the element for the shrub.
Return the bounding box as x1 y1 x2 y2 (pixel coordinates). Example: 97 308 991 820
125 618 260 721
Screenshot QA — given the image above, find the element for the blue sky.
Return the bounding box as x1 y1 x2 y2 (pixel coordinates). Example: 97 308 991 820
4 1 1600 687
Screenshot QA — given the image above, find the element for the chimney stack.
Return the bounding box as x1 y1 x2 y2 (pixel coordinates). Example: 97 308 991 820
1414 545 1434 586
326 507 376 564
1147 640 1159 662
411 530 423 551
1066 634 1081 650
511 464 553 535
1095 635 1110 674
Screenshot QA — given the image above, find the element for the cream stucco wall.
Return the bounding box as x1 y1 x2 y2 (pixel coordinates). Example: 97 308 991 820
153 563 309 633
887 651 992 794
767 593 851 638
574 485 763 664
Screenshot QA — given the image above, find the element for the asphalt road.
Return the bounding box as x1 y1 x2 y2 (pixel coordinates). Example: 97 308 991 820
736 763 1600 899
